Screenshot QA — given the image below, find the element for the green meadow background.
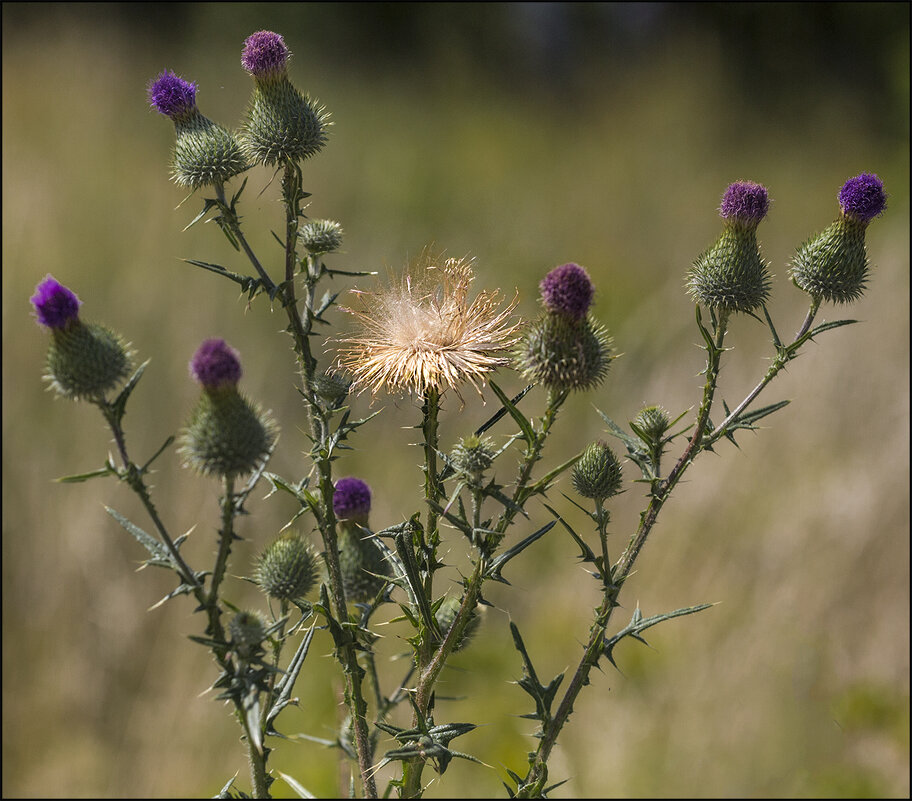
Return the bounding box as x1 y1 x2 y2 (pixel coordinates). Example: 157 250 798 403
3 3 908 797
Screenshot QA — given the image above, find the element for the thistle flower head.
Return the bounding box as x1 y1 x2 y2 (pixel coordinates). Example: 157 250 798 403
838 173 886 223
539 263 595 320
190 338 242 389
333 477 372 524
228 610 267 657
31 275 81 329
335 254 520 399
241 30 290 78
299 219 344 255
148 71 198 120
256 532 318 602
720 181 770 225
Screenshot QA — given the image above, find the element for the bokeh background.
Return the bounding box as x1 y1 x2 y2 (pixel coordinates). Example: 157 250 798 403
3 3 909 798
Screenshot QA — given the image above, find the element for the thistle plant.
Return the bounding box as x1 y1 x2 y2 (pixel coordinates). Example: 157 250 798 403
33 29 888 799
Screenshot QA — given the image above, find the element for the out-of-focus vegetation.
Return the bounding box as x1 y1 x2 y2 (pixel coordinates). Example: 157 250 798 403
3 3 908 798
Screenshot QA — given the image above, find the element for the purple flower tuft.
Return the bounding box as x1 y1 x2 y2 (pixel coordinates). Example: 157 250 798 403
720 181 770 224
838 173 886 222
190 339 242 388
539 263 595 320
31 275 81 329
333 477 372 522
241 31 289 76
148 70 198 119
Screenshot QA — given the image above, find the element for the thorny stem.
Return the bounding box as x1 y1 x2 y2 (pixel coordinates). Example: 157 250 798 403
707 297 820 445
208 475 237 609
213 181 276 294
276 162 377 798
521 308 731 794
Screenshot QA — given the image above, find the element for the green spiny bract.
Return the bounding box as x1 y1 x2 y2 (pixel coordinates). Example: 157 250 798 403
434 596 481 652
228 610 267 658
299 219 344 255
179 386 277 478
572 441 623 501
686 221 771 313
450 434 497 480
633 405 671 444
45 320 131 401
789 216 870 304
337 523 390 603
313 371 351 408
171 111 249 189
515 313 612 393
240 76 329 166
256 532 318 602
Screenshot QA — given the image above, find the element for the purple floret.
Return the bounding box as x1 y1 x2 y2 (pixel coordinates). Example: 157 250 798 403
31 275 81 329
148 71 198 119
539 263 595 320
839 173 886 222
333 477 372 522
190 339 242 388
720 181 770 224
241 31 289 76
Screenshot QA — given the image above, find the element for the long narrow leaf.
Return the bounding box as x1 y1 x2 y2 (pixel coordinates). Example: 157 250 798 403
485 520 555 584
489 381 535 446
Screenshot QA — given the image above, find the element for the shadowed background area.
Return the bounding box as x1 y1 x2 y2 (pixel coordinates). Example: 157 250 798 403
3 3 909 797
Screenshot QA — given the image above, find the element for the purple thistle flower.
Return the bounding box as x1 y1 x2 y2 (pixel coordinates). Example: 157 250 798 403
31 275 81 329
838 173 886 222
333 477 372 523
148 70 198 119
190 339 242 388
241 31 290 77
539 263 595 320
719 181 770 224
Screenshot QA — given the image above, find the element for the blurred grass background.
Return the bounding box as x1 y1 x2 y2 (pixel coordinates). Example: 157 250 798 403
2 3 909 798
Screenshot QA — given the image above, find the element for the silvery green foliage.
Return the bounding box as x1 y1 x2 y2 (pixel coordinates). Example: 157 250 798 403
35 29 886 801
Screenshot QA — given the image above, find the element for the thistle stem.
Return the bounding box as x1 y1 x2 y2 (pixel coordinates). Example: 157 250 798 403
521 308 730 793
213 181 275 294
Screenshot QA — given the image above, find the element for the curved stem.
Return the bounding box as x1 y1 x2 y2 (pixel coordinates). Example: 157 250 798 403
213 182 275 294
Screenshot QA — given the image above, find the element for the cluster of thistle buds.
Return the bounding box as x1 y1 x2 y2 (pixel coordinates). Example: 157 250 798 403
148 30 328 185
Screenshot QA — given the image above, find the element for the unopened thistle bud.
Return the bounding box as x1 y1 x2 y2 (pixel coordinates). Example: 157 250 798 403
239 31 329 166
434 596 481 652
686 181 772 313
314 371 351 408
632 405 671 444
256 532 318 602
332 477 390 602
228 610 267 657
179 339 277 479
572 441 623 501
32 275 130 401
789 173 887 304
299 219 344 255
450 434 496 480
148 71 247 189
516 264 612 392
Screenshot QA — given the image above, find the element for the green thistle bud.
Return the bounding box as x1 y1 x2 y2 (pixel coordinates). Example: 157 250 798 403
515 313 612 393
44 321 131 401
632 405 671 445
148 71 248 189
180 340 277 479
572 441 623 501
228 610 267 657
450 434 496 480
31 276 131 401
239 32 328 166
686 182 772 313
299 219 344 255
338 524 390 603
170 113 248 189
256 532 318 602
434 596 481 652
313 371 351 407
789 174 886 305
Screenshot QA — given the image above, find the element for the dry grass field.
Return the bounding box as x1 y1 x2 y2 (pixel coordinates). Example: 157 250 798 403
3 4 908 798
